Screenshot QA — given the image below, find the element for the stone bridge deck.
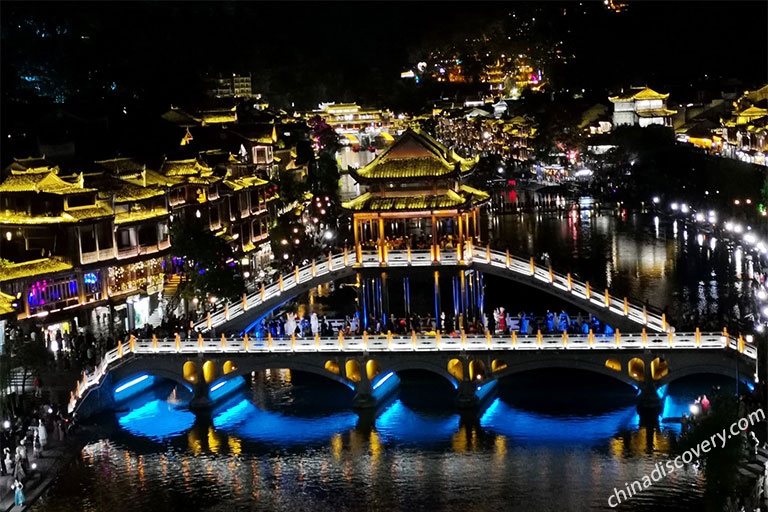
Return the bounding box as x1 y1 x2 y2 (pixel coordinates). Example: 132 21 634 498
70 330 757 417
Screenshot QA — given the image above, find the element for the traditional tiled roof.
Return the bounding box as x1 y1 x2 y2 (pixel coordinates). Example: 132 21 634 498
114 207 169 225
349 128 478 182
159 158 213 177
231 124 276 144
341 185 489 212
94 157 146 178
0 169 95 195
0 291 16 316
0 258 73 282
636 108 677 118
0 202 113 225
609 87 669 102
5 156 55 174
223 175 269 191
111 182 165 203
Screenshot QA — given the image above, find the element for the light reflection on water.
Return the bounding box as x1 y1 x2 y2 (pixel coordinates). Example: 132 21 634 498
32 371 733 512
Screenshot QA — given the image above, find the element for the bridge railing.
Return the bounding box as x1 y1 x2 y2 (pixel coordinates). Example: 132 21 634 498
195 245 676 336
68 329 757 414
469 245 669 333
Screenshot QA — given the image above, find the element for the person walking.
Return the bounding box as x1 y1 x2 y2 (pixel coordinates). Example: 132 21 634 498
32 431 42 459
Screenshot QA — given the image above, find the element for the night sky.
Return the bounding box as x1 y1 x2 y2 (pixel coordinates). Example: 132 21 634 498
1 1 766 110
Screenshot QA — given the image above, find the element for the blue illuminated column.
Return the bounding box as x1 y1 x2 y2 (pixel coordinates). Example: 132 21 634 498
433 271 441 325
403 277 411 317
381 272 389 328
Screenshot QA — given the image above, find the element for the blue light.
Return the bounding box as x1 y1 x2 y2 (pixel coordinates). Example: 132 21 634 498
210 380 227 392
115 374 149 393
117 399 195 441
372 372 394 390
83 272 98 285
375 400 460 444
746 381 755 392
656 384 669 399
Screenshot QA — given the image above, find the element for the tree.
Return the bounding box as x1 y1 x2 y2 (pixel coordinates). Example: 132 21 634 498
169 218 245 303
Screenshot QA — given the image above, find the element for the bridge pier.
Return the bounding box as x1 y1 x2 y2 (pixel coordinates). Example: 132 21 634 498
189 379 212 411
455 379 497 409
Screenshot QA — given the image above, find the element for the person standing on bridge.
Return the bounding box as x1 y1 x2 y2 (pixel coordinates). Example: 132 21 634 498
310 313 319 336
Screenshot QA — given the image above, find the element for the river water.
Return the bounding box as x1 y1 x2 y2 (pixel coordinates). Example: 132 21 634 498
32 190 759 511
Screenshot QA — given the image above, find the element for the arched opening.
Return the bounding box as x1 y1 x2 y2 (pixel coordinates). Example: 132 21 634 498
203 360 217 384
345 360 362 382
325 360 340 375
491 359 507 373
605 359 621 372
628 358 645 382
447 359 464 381
469 360 486 381
651 358 668 380
183 361 199 384
223 361 237 375
366 359 382 381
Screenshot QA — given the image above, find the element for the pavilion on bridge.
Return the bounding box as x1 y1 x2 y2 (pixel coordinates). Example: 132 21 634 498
341 128 490 260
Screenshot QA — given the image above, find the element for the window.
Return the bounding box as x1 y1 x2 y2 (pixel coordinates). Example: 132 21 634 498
116 228 133 249
137 224 157 246
66 193 96 209
97 222 113 249
80 225 97 253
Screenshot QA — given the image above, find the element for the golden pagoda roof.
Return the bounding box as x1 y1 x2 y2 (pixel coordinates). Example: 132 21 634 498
341 185 489 212
349 128 478 182
609 87 669 102
0 258 73 282
111 183 166 203
94 157 145 178
0 169 95 195
737 105 768 118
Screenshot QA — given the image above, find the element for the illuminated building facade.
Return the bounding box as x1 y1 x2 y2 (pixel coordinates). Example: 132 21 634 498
721 86 768 166
0 149 277 332
310 103 392 143
609 87 676 128
212 73 254 99
435 112 536 161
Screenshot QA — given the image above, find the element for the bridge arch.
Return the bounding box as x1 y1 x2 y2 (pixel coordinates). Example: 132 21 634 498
373 359 461 390
488 356 640 390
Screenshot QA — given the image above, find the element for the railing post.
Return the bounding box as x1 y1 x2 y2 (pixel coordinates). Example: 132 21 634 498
311 259 316 277
338 330 343 348
244 334 249 351
436 330 440 347
268 332 273 350
206 312 211 330
242 293 247 312
529 257 535 276
129 334 135 353
117 340 123 357
662 313 667 332
506 249 511 269
363 330 368 347
605 289 610 308
548 266 554 283
407 245 412 264
260 283 265 301
695 327 701 346
643 305 648 325
315 332 320 347
224 303 229 321
152 334 158 352
295 266 300 284
486 245 491 263
738 334 744 353
512 330 517 346
198 333 204 351
623 298 629 316
567 273 572 291
221 333 226 350
588 329 594 346
615 329 620 346
291 334 296 348
435 245 440 263
562 330 568 346
642 328 647 345
537 329 542 346
486 330 491 346
328 251 333 271
585 281 591 299
344 247 349 266
461 330 466 347
668 330 674 346
175 333 180 352
412 330 417 347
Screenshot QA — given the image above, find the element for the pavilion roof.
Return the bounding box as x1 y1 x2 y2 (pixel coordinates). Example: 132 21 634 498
0 168 95 195
609 87 669 102
349 128 478 182
0 258 73 282
341 185 489 213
